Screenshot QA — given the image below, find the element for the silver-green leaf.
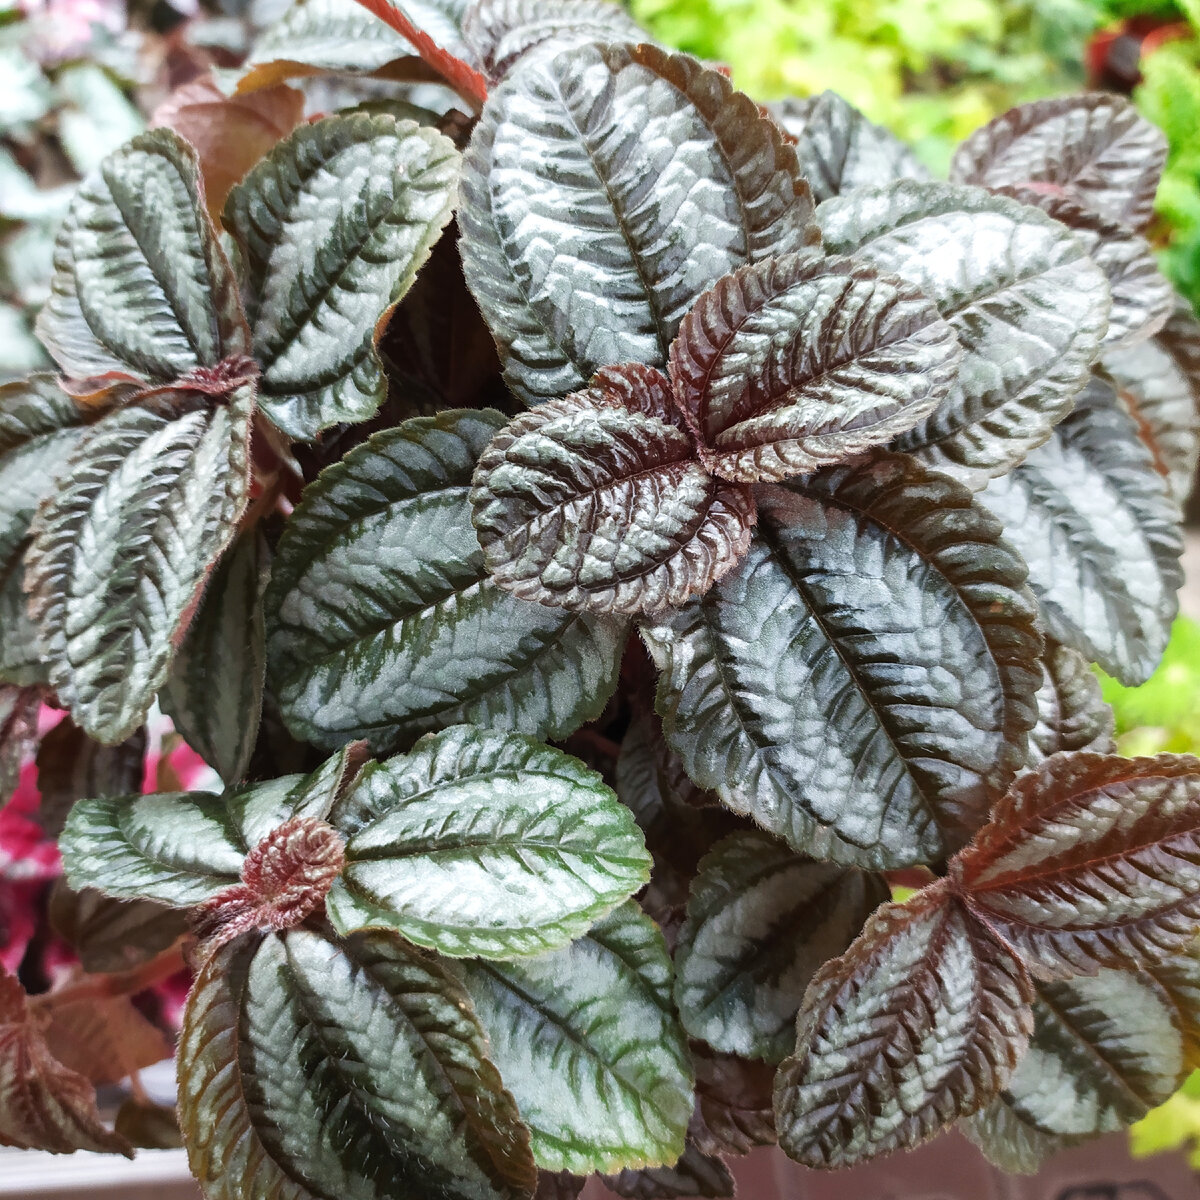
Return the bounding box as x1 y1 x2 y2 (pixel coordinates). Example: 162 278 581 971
266 409 628 753
224 114 460 439
454 902 694 1174
326 725 649 958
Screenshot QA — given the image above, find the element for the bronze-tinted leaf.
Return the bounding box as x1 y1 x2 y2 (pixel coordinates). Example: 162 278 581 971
42 994 172 1086
470 365 756 615
950 94 1168 230
0 684 41 803
691 1044 776 1156
460 41 818 405
535 1172 585 1200
49 884 189 974
1028 642 1115 768
773 886 1034 1169
770 91 932 203
668 253 961 482
36 717 146 837
602 1113 734 1198
1143 940 1200 1070
114 1097 182 1150
1105 299 1200 508
958 752 1200 977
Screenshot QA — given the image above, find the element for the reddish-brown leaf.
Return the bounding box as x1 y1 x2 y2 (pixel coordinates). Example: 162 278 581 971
957 753 1200 978
41 995 172 1087
773 884 1033 1169
691 1044 776 1156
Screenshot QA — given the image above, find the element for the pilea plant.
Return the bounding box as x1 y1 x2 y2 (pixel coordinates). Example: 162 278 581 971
2 0 1200 1194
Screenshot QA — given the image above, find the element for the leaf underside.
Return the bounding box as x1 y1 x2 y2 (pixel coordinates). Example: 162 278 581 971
1028 642 1115 768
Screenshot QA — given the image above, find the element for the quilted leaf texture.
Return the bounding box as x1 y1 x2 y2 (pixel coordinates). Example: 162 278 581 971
774 885 1034 1169
460 42 818 405
1027 642 1115 768
818 181 1110 485
470 365 756 614
266 409 627 753
958 752 1200 978
25 384 255 744
224 114 460 439
642 456 1041 869
674 830 888 1061
951 94 1168 231
976 374 1182 685
178 929 536 1200
669 252 962 482
37 129 248 384
453 902 694 1174
326 725 650 958
770 91 932 204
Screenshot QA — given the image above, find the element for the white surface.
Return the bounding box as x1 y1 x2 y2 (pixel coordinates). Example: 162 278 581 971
0 1147 194 1194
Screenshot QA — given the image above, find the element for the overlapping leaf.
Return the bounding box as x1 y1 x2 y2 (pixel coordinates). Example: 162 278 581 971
454 903 694 1174
770 91 932 203
674 831 887 1061
1105 300 1200 507
178 929 536 1200
642 456 1041 869
976 374 1182 684
962 969 1186 1172
470 365 756 614
266 409 627 753
950 94 1168 230
668 252 962 482
773 887 1034 1169
691 1045 776 1155
958 752 1200 978
35 717 146 836
992 184 1172 350
462 0 644 81
36 129 248 384
163 530 268 785
602 1116 733 1198
49 884 189 974
1028 643 1115 768
0 554 43 686
224 114 460 439
59 743 365 906
25 384 255 743
326 725 649 958
0 685 40 803
818 181 1110 483
460 42 818 405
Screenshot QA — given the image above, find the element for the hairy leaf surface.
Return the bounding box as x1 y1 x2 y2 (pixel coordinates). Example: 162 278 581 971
774 887 1034 1169
958 752 1200 977
770 91 932 203
642 457 1041 869
326 725 649 957
669 253 961 482
224 114 459 438
462 0 644 80
1105 300 1200 507
691 1045 776 1155
163 530 268 785
454 903 694 1173
25 385 255 743
976 375 1182 684
178 929 536 1200
267 410 627 752
49 884 189 974
675 831 887 1061
470 365 755 614
818 181 1110 483
950 94 1168 230
460 42 818 405
1028 643 1115 767
37 130 248 383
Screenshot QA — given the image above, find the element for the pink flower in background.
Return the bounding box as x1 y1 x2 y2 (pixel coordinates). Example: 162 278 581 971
19 0 127 63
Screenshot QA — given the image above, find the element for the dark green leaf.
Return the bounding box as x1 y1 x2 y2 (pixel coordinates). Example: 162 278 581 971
470 365 756 614
675 831 887 1061
1028 642 1115 768
25 385 256 743
224 114 460 439
48 883 189 974
162 529 269 785
178 928 536 1200
958 752 1200 977
267 409 627 753
454 902 694 1173
770 91 932 204
460 42 818 405
642 456 1042 869
0 551 46 687
950 94 1168 231
774 887 1034 1169
326 725 649 958
669 252 962 482
976 374 1182 685
37 130 248 384
818 181 1110 484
